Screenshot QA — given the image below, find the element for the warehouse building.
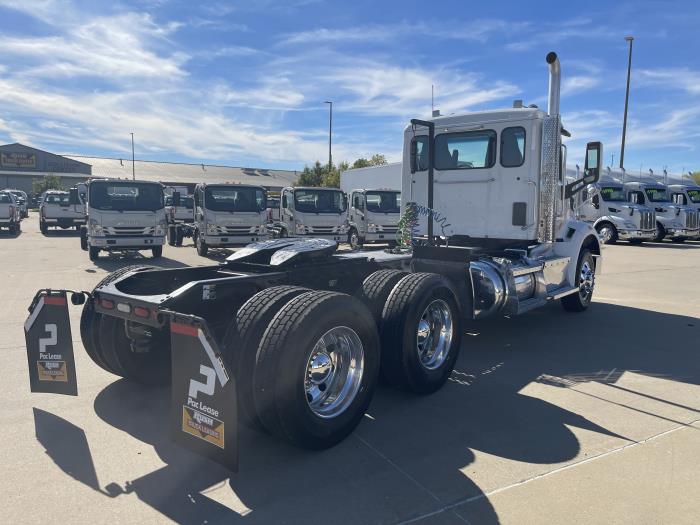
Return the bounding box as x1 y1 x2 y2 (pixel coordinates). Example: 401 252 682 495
0 143 300 196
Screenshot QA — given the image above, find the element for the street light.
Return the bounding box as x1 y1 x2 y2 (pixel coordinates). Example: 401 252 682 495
620 35 634 170
324 101 332 171
130 132 135 180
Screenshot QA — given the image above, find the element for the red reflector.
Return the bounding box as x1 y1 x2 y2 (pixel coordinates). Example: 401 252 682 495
44 296 67 306
100 298 115 309
134 306 150 318
171 322 198 337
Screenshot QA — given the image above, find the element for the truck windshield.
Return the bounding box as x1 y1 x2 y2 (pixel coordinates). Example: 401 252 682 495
600 187 627 202
687 190 700 203
44 193 70 205
89 182 164 211
645 188 669 203
365 191 401 213
294 189 346 213
205 187 266 212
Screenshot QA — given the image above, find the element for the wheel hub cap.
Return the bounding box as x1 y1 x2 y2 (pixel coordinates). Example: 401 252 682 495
305 326 364 419
579 261 595 299
416 299 453 370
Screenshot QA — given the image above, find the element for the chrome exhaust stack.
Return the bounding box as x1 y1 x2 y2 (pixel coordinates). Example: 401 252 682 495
546 52 561 116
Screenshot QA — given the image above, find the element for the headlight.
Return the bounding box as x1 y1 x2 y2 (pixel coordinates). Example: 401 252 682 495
206 223 218 235
367 223 378 233
155 220 167 236
89 218 104 236
295 222 306 234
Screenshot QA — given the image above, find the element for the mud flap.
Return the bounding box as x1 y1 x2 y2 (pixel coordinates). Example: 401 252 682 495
168 313 238 471
24 290 78 396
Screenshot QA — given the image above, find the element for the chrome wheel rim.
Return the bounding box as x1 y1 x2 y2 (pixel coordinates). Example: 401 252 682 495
579 259 595 301
416 299 453 370
305 326 364 419
599 226 613 243
350 232 359 249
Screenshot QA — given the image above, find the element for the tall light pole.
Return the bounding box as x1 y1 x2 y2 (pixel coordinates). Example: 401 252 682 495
130 132 135 180
620 35 634 170
324 101 332 171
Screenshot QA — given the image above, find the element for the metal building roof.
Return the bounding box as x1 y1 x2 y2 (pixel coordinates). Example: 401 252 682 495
64 155 300 189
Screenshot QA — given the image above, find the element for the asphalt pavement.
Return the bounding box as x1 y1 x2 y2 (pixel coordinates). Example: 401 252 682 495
2 212 699 524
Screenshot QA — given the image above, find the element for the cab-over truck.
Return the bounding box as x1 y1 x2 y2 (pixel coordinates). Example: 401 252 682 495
26 52 604 469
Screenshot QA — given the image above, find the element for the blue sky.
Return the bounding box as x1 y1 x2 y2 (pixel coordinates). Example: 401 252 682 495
0 0 698 174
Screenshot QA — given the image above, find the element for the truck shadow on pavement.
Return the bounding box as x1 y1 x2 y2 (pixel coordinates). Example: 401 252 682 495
33 301 700 524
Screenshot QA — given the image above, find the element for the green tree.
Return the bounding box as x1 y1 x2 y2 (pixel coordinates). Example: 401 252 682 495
693 172 700 185
297 156 385 188
32 175 63 196
351 154 388 169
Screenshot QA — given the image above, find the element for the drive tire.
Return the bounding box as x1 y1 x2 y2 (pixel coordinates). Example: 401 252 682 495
358 269 408 323
175 227 184 246
561 250 596 312
253 291 380 449
379 273 462 394
89 246 100 261
224 285 310 430
152 246 162 258
99 315 171 386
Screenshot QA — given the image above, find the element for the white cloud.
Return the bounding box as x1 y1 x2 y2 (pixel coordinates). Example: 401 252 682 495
636 68 700 96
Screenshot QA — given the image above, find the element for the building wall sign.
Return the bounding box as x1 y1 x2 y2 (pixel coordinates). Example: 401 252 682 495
1 152 37 169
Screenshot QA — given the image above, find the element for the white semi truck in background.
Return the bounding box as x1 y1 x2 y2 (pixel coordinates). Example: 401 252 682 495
574 168 656 244
277 186 348 241
667 175 700 216
72 179 167 260
624 179 699 242
190 183 268 256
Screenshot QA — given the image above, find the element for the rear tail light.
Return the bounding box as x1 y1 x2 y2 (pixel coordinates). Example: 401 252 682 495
134 306 151 318
100 298 115 309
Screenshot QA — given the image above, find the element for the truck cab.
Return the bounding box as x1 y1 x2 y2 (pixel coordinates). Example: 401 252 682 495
78 179 167 260
192 183 268 257
347 188 401 249
668 182 700 214
279 186 348 241
575 172 656 244
40 189 86 233
624 180 699 242
0 190 21 234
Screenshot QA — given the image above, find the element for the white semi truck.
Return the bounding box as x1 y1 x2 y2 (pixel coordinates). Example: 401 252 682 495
190 183 268 256
346 188 401 248
73 179 167 260
667 176 700 218
25 52 605 470
624 179 699 242
574 169 656 244
39 190 86 233
277 186 348 241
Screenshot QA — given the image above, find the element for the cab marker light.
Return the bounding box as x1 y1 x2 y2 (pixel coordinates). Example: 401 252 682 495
134 306 150 318
116 302 131 314
100 298 115 309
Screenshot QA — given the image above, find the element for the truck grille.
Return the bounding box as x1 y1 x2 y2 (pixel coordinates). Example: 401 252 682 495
686 211 699 229
380 226 398 234
220 226 254 234
640 210 655 230
105 226 154 236
309 226 336 234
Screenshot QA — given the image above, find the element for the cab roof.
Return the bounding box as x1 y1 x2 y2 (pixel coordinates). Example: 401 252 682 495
404 107 546 132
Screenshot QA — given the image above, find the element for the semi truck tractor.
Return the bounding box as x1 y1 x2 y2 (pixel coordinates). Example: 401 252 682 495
189 183 268 256
624 179 699 242
277 186 348 241
39 190 86 233
25 52 605 470
575 169 656 244
74 179 167 260
668 178 700 215
346 188 401 248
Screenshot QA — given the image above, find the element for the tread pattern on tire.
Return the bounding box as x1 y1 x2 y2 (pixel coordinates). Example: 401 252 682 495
359 269 408 321
224 285 310 428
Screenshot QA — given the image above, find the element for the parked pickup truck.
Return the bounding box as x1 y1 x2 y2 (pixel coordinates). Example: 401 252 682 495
40 190 86 233
0 190 21 234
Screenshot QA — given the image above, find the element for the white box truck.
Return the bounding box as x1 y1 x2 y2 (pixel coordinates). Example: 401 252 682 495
340 162 402 194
